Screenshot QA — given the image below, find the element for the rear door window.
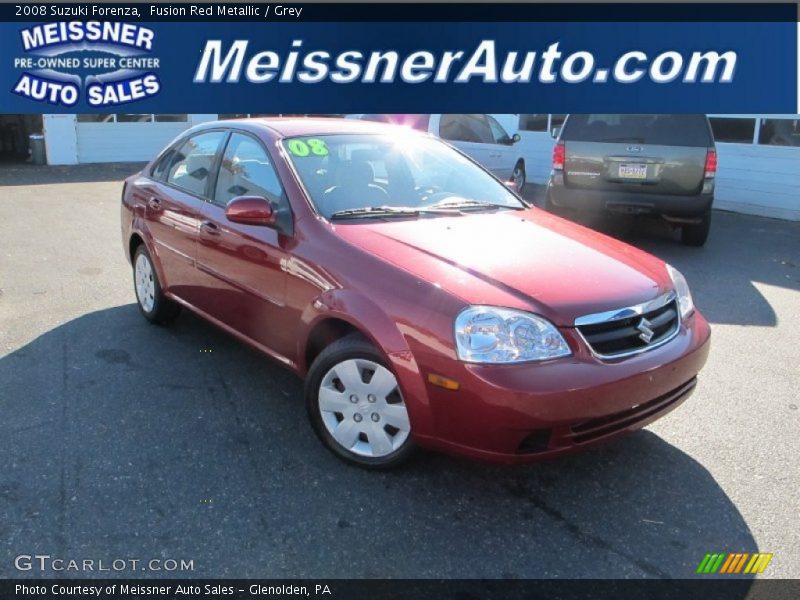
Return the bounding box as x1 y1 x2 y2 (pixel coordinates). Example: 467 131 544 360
561 114 712 147
164 131 227 197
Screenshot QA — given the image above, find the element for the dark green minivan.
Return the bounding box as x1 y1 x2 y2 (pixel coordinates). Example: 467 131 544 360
545 114 716 246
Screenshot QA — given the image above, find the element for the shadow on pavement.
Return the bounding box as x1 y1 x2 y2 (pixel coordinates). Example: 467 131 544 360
1 304 758 580
0 162 147 186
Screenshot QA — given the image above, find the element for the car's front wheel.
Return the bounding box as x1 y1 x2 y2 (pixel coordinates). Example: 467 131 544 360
132 244 181 324
306 334 414 469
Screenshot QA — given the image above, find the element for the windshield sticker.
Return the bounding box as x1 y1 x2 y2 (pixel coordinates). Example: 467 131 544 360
287 138 329 157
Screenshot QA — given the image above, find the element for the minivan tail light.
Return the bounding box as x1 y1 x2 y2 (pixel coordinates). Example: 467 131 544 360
704 149 717 178
552 141 565 171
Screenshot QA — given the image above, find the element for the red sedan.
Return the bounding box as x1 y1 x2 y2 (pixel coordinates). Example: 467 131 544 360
121 118 710 468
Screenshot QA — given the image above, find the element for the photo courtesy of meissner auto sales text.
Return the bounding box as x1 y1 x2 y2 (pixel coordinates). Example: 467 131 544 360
0 1 798 599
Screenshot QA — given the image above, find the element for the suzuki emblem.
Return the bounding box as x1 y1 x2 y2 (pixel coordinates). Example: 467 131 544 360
637 317 655 343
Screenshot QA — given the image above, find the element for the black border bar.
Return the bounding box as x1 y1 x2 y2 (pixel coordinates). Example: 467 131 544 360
1 3 797 22
4 579 800 600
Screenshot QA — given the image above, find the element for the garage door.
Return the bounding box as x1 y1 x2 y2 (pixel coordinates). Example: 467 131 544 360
76 114 190 163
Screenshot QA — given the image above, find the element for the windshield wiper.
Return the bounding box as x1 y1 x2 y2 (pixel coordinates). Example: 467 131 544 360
329 206 419 220
329 205 462 220
329 200 520 221
429 198 524 211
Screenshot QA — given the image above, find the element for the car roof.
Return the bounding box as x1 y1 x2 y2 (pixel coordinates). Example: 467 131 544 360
214 117 422 138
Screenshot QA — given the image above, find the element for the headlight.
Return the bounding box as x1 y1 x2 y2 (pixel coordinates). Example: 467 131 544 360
454 306 571 364
666 264 694 319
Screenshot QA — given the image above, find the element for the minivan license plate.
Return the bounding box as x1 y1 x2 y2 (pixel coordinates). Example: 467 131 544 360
619 163 647 179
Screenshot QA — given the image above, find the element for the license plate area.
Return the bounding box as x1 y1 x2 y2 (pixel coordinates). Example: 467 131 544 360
618 163 648 180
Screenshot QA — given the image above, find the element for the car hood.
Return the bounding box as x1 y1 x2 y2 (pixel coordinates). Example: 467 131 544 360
333 208 673 326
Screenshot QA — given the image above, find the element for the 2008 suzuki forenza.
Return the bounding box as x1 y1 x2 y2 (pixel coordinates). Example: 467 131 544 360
122 118 710 468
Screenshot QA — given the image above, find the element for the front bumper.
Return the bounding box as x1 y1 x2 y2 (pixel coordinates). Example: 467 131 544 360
411 311 711 463
547 175 713 220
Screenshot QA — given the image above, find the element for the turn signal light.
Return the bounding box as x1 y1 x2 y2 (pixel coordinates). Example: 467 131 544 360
552 141 565 170
427 373 460 391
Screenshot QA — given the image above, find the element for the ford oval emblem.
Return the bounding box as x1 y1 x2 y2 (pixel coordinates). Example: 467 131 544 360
627 145 644 153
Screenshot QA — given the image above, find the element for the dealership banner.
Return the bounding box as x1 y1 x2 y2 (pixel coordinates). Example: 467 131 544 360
0 2 798 113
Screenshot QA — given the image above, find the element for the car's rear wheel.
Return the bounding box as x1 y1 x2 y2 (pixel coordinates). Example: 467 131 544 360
681 210 711 247
305 334 414 469
511 161 526 192
133 245 181 324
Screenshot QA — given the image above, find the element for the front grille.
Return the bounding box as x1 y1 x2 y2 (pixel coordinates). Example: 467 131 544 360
577 298 679 358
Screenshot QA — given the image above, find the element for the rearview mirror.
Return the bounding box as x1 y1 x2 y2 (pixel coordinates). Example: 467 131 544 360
511 133 522 144
225 196 276 227
551 126 562 139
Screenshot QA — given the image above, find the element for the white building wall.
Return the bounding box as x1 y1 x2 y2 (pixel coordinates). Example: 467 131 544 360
714 143 800 221
42 114 211 165
42 114 78 165
76 121 190 163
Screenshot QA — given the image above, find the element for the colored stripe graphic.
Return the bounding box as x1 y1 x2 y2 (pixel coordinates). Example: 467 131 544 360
747 553 773 574
698 553 773 574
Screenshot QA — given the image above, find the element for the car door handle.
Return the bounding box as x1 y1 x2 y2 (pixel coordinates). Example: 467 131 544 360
147 197 161 210
200 220 220 235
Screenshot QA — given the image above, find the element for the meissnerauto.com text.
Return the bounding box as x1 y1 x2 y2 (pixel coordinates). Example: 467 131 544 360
194 39 737 84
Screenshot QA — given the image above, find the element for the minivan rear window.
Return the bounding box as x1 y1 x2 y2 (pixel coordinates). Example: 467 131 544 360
561 114 712 147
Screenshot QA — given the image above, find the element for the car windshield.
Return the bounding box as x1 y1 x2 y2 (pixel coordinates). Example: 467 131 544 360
282 133 525 220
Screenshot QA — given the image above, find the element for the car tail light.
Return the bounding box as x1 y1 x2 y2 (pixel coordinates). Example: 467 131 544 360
552 141 565 170
704 149 717 178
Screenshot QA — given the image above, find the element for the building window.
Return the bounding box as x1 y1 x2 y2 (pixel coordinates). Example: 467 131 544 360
155 114 188 123
709 117 756 144
76 114 114 123
758 118 800 147
117 114 153 123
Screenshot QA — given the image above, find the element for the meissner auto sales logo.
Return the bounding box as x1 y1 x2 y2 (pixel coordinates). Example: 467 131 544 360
12 21 161 107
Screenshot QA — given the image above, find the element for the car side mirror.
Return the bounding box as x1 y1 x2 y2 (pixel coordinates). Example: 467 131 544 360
225 196 276 227
550 126 562 139
511 133 522 144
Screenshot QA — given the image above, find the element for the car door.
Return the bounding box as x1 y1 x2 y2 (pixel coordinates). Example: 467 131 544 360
194 131 296 361
486 114 516 180
142 130 226 303
437 114 494 171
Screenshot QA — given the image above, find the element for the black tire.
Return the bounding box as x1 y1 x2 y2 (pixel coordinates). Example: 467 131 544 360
305 333 416 469
132 244 181 325
512 160 526 192
681 210 711 247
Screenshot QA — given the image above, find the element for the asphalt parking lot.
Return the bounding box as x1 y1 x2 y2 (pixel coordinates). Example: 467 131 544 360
1 163 798 579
